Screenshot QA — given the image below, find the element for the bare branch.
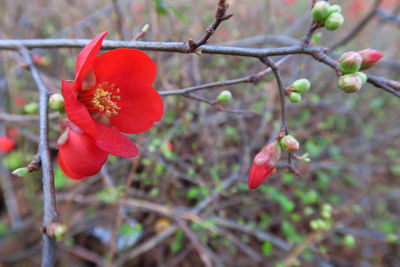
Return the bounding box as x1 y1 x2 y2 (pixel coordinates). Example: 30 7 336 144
188 0 233 51
19 47 58 267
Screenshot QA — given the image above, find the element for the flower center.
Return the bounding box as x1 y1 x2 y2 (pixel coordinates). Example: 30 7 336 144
78 82 121 117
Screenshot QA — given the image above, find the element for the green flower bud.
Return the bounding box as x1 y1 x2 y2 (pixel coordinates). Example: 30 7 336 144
23 102 39 114
343 234 356 248
53 224 67 241
292 79 311 94
324 12 344 31
216 90 232 103
12 167 29 177
47 222 68 241
339 52 362 74
49 93 65 111
328 4 342 15
338 74 363 93
280 135 300 153
288 92 302 103
312 1 331 22
355 72 367 84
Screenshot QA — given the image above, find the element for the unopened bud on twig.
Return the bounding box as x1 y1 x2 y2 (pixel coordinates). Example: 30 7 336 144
46 222 68 241
328 4 342 15
324 12 344 31
338 74 362 93
312 1 331 22
280 135 300 153
12 167 29 177
338 52 362 74
358 49 383 70
355 72 367 85
49 93 65 111
23 102 39 114
292 79 311 94
216 90 232 103
288 92 302 103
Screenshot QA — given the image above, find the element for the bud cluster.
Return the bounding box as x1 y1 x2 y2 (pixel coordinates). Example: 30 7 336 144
337 49 383 93
286 78 311 103
311 1 344 31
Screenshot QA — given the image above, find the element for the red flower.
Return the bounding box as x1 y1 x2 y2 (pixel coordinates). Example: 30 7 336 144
59 32 163 179
58 125 108 180
0 136 16 153
248 142 281 190
358 49 383 70
62 32 163 158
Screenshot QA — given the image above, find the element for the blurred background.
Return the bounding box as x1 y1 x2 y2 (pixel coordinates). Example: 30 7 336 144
0 0 399 266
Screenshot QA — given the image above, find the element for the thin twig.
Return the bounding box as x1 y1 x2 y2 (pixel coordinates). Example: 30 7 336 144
188 0 233 51
112 0 124 40
19 47 58 267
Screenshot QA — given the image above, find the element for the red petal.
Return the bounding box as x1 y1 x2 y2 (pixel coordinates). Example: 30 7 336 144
93 48 156 86
75 32 108 86
248 163 273 190
94 121 139 157
58 128 108 180
92 49 163 133
62 80 97 137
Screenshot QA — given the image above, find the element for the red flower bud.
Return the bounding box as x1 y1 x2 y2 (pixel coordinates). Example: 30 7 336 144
0 136 15 153
358 49 383 70
248 142 281 190
338 52 362 74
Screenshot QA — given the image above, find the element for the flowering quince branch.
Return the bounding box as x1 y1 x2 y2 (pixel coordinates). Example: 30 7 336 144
0 41 397 97
19 47 58 267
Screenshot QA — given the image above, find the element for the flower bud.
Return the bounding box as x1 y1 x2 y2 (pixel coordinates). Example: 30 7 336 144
338 74 362 93
23 102 39 114
355 72 367 85
248 142 281 190
358 49 383 70
32 54 51 66
0 136 15 153
49 93 65 111
338 52 362 74
288 92 302 103
324 12 344 31
328 4 342 15
292 79 311 94
312 1 331 22
12 167 29 177
47 222 68 241
216 90 232 103
280 135 300 152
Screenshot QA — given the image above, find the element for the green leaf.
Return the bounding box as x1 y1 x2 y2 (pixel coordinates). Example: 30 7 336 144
262 241 273 256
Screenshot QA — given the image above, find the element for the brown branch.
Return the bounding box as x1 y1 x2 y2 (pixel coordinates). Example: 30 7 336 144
19 47 58 267
1 39 395 97
187 0 233 51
